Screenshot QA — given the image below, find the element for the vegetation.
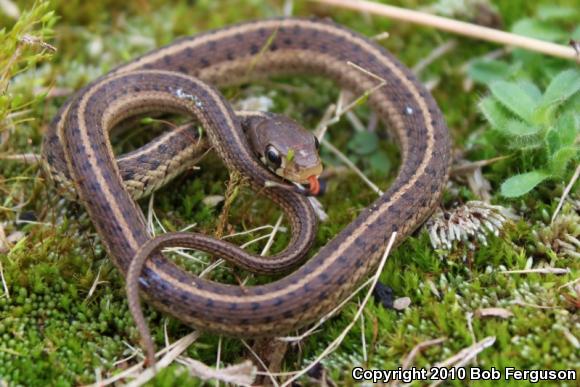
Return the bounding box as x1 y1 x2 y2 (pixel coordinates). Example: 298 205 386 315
0 0 578 385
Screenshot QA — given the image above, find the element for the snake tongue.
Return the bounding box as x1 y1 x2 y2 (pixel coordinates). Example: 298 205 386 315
307 175 320 196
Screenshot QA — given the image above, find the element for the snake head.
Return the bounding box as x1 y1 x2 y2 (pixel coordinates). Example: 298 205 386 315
247 113 323 194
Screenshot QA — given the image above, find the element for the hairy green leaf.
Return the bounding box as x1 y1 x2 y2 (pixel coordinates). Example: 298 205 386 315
511 19 568 41
537 5 579 20
504 119 542 137
478 97 510 129
467 59 514 84
550 146 578 176
559 113 579 145
501 170 551 197
517 80 542 104
490 81 536 122
541 69 580 108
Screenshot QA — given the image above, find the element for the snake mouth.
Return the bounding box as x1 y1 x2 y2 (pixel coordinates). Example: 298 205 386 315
307 175 320 196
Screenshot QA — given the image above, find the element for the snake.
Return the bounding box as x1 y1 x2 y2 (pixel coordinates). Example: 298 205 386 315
44 18 451 365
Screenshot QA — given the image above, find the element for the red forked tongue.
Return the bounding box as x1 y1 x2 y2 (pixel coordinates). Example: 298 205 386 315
307 175 320 196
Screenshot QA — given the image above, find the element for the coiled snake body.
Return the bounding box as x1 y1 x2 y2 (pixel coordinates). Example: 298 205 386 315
44 18 451 361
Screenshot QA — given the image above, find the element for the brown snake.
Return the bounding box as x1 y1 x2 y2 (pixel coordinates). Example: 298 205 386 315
43 18 451 364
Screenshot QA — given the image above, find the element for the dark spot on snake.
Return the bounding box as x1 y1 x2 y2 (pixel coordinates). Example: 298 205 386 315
184 47 193 58
250 44 259 54
228 303 238 310
133 86 141 92
200 58 209 67
206 299 214 308
258 28 266 37
282 311 293 319
240 318 250 325
319 273 329 282
226 51 234 60
320 44 328 52
263 316 273 324
269 43 278 51
283 38 292 45
163 56 172 65
208 41 217 50
317 291 327 301
251 302 260 311
274 298 284 307
178 66 187 73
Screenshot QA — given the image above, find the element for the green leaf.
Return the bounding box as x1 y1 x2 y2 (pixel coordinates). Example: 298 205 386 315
550 146 578 176
478 97 510 129
501 170 551 197
555 112 579 147
490 81 536 122
369 151 391 175
348 132 379 155
541 69 580 108
504 119 542 137
512 19 568 42
467 59 514 84
546 127 562 155
537 5 579 21
517 80 542 104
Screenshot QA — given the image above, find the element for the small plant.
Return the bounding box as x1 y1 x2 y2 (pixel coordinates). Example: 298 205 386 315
479 69 579 197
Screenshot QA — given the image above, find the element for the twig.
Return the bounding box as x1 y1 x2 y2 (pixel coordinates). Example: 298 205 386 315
260 215 283 256
501 268 571 275
125 332 200 387
551 164 580 224
313 0 577 61
400 337 446 370
241 340 279 387
322 139 383 195
429 337 495 387
412 40 457 75
0 261 9 299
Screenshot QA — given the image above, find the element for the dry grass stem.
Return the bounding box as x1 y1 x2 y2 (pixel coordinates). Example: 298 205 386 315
241 340 278 387
0 261 9 299
412 40 457 75
400 337 446 370
551 164 580 224
0 153 41 164
85 332 200 387
260 215 283 256
322 139 383 195
279 232 397 387
84 265 107 302
313 0 577 60
501 268 571 275
428 337 496 387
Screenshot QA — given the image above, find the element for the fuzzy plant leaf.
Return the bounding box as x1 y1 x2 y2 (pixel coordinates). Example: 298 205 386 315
541 69 580 108
504 119 542 137
478 96 510 129
550 146 578 177
558 112 579 146
537 5 579 21
490 81 536 122
517 80 543 104
467 59 515 84
511 19 569 42
501 170 551 197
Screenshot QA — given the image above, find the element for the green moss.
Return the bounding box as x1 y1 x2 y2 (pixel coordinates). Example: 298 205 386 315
0 0 578 385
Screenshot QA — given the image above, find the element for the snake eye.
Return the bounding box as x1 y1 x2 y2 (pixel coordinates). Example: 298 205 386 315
314 136 320 150
265 145 281 168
